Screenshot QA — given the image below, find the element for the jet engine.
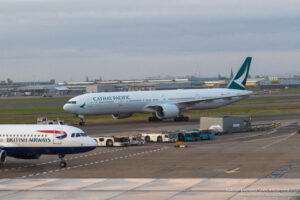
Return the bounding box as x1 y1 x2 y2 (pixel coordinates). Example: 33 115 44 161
154 104 180 119
0 149 7 167
112 113 133 119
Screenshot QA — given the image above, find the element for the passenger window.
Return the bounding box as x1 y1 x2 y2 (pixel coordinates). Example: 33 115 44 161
71 133 75 137
76 133 81 137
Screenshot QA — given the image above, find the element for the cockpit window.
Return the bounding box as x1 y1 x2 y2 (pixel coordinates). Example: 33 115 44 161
80 133 87 137
72 133 87 137
67 101 77 104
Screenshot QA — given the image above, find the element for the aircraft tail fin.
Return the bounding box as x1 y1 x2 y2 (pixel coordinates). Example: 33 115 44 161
227 57 252 90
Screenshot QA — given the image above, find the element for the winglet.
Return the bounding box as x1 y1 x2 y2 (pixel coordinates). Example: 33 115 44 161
227 57 252 90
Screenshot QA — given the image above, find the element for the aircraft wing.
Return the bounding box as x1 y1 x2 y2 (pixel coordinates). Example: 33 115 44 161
174 93 251 107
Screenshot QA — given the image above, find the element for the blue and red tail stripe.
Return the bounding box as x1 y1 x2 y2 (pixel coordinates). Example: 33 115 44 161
37 130 67 139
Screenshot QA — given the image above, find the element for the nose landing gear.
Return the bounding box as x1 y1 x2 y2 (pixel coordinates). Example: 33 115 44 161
79 119 85 126
76 114 85 126
58 154 67 168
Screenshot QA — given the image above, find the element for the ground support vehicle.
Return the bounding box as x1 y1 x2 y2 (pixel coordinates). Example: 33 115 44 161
140 132 177 143
93 136 130 147
199 129 215 140
37 117 64 125
177 129 215 141
176 130 197 142
128 135 145 145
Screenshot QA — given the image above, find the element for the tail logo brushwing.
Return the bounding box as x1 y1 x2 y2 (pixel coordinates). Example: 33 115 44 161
227 57 252 90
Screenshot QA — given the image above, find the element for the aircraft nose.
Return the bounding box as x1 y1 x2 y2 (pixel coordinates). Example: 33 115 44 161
89 137 98 148
63 104 69 112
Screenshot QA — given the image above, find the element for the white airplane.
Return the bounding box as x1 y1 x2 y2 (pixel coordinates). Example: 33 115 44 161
0 124 97 168
64 57 252 125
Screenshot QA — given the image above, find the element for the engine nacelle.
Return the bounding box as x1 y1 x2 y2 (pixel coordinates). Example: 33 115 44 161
112 113 133 119
0 149 7 167
155 104 180 119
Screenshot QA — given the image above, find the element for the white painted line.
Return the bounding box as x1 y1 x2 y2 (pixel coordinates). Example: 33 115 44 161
243 135 285 143
0 148 126 173
261 132 297 149
17 147 168 178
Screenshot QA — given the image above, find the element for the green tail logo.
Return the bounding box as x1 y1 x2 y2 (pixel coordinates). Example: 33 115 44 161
227 57 252 90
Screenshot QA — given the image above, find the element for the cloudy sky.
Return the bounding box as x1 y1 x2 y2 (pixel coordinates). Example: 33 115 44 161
0 0 300 82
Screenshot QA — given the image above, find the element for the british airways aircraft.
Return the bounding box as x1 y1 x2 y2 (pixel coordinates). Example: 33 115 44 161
0 124 97 168
64 57 252 125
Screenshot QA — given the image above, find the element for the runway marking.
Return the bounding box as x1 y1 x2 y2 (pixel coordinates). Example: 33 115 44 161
19 147 169 178
0 148 127 173
267 161 299 178
225 168 240 174
261 132 297 149
197 129 282 146
243 135 286 143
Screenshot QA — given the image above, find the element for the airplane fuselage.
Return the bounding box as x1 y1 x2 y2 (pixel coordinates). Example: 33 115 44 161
64 88 252 115
0 124 97 159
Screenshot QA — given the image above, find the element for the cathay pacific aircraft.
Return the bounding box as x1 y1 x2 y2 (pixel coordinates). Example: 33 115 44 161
64 57 252 125
0 124 97 168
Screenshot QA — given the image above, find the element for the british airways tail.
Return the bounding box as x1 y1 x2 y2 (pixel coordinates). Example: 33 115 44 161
227 57 252 90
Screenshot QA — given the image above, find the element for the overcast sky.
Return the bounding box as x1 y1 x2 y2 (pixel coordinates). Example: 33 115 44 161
0 0 300 82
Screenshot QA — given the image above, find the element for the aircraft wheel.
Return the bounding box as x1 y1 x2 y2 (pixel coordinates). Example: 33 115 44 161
79 121 85 126
59 161 67 168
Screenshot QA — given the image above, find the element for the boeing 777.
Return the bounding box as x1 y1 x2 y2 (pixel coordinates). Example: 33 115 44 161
0 124 97 168
64 57 252 125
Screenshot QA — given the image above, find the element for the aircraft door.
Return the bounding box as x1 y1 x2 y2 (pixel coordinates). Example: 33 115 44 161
87 97 93 108
53 127 63 144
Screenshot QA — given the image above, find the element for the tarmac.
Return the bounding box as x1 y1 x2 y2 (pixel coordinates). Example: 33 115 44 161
1 94 300 199
1 119 300 179
1 178 300 199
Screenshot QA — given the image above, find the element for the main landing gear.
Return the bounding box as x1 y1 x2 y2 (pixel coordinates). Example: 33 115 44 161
148 116 163 122
148 115 189 122
174 116 189 122
59 154 67 168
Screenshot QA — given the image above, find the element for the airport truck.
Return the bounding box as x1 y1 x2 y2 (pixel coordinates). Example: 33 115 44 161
140 132 177 143
200 116 251 134
93 136 130 147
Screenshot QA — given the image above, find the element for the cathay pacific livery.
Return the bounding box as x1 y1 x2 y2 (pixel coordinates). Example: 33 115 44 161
64 57 252 125
0 124 97 168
